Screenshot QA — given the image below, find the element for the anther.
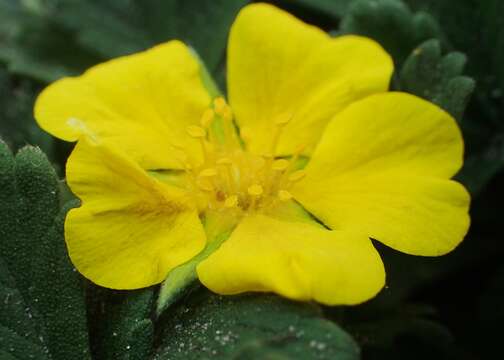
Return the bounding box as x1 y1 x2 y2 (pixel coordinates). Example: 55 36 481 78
186 125 206 138
216 157 233 166
200 109 215 128
278 190 293 201
240 127 251 142
199 168 218 178
213 97 227 115
288 170 307 182
247 184 264 197
272 159 290 171
224 195 239 208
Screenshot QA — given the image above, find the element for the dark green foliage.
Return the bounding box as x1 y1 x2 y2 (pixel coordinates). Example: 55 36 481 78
0 0 247 82
56 0 248 73
340 0 442 64
280 0 353 19
0 69 54 156
0 141 90 359
154 290 359 360
399 39 475 121
0 0 502 359
87 287 155 360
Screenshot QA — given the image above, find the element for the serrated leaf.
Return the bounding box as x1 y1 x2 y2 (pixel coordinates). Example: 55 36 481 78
399 39 475 120
154 290 359 360
404 0 504 194
340 0 442 65
0 141 90 359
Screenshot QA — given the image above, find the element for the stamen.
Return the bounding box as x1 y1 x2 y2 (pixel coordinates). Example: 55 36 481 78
213 97 227 115
278 190 293 201
272 159 290 172
248 184 264 196
224 195 238 208
216 157 233 166
186 125 206 138
200 109 215 128
186 125 210 161
199 168 218 178
269 113 292 155
288 170 307 183
216 157 235 193
221 106 233 122
247 184 264 209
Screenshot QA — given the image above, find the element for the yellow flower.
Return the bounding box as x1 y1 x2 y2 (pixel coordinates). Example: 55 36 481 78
34 3 470 305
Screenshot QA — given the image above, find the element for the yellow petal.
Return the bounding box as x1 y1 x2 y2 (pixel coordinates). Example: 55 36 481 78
292 92 470 256
35 40 211 170
65 137 206 289
227 3 393 156
197 214 385 305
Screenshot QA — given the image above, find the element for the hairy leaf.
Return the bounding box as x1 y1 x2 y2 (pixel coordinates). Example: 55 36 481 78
0 141 90 359
154 290 359 360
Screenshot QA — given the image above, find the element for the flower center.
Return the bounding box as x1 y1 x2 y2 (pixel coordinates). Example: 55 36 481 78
182 97 305 214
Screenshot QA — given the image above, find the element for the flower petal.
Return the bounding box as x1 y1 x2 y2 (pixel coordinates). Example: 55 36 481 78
66 137 206 289
35 40 211 170
197 212 385 305
292 92 470 256
227 3 393 155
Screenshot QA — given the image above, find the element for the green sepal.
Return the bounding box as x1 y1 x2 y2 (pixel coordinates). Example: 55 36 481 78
156 211 236 316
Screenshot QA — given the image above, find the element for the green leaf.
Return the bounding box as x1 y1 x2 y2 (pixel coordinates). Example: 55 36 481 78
404 0 504 194
0 141 90 359
340 0 442 65
154 290 360 360
86 286 154 360
399 39 475 121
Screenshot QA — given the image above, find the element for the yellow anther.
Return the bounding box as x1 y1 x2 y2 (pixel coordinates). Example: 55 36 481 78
278 190 293 201
247 184 264 197
186 125 206 138
288 170 306 182
197 180 214 192
224 195 238 208
217 157 233 166
213 97 227 115
272 159 290 171
200 109 215 128
221 106 233 121
294 143 307 154
199 168 218 178
240 127 251 142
